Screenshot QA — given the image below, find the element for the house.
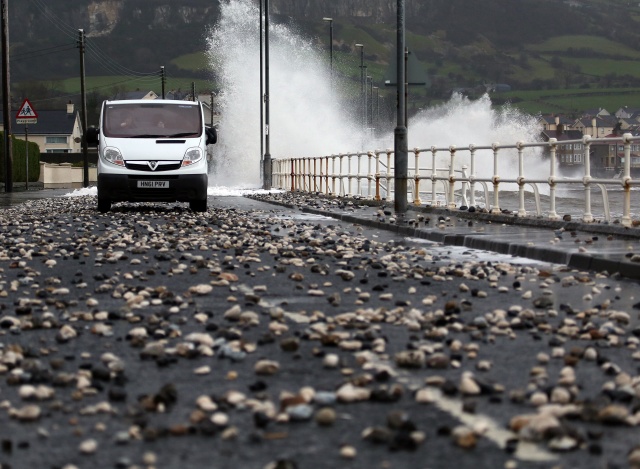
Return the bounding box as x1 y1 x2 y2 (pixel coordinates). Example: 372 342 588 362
0 101 82 153
540 126 585 168
582 107 610 118
589 129 640 177
538 115 573 133
614 106 640 119
571 115 617 138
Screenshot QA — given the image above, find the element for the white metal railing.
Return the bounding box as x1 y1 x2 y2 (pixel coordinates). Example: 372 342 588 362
272 134 640 227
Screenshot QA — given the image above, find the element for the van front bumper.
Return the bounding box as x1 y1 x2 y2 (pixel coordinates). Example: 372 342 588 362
98 173 208 202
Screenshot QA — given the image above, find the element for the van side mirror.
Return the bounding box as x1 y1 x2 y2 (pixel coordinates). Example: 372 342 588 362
206 126 217 145
85 127 99 147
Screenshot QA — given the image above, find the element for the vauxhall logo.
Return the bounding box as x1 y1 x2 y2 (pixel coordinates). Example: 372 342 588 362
148 161 159 171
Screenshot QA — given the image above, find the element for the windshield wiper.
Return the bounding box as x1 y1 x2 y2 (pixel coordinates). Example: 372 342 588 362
130 134 168 138
166 132 197 138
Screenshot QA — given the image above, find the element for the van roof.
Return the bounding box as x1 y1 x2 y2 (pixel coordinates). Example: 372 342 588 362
104 99 200 106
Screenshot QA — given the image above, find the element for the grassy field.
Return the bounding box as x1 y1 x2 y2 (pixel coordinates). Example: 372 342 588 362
526 35 640 59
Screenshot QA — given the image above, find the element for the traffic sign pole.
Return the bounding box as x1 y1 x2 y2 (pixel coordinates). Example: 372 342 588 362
15 98 37 190
24 125 28 190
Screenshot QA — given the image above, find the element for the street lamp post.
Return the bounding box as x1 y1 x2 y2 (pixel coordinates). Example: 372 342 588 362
355 44 365 143
394 0 408 216
373 86 379 133
363 66 368 132
263 0 272 189
368 77 373 130
260 0 264 183
322 17 333 80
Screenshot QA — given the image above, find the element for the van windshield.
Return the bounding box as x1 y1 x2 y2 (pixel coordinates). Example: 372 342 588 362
103 103 202 138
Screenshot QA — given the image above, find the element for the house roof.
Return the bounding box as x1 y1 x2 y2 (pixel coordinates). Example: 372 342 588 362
0 109 79 135
111 90 158 100
541 129 584 141
538 114 573 125
575 115 618 127
582 108 610 116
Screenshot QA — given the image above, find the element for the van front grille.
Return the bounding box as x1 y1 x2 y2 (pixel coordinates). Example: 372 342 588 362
125 161 182 172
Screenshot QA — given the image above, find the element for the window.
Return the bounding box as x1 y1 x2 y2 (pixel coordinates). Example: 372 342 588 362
46 149 69 153
575 154 582 163
46 136 67 144
575 143 582 150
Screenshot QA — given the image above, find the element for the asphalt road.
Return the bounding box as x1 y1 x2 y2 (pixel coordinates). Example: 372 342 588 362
0 194 639 469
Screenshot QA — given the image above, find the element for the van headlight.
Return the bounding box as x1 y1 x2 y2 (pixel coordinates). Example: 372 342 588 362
182 147 203 166
103 147 124 166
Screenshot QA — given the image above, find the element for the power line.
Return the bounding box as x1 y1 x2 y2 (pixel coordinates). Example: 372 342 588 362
12 44 76 62
12 42 75 59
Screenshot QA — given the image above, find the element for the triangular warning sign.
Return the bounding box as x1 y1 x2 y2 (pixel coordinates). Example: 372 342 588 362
16 99 38 119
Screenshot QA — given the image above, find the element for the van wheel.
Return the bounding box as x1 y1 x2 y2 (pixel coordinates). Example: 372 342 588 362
190 198 207 212
98 198 111 213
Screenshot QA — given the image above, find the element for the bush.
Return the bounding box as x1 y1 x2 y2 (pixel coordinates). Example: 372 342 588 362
0 132 41 182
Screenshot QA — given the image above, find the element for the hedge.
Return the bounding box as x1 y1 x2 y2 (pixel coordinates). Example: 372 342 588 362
0 132 41 182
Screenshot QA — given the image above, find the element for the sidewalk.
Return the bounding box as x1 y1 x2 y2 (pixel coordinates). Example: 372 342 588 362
252 192 640 280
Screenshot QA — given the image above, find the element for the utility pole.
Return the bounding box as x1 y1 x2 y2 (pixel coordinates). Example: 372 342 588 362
1 0 12 192
260 0 264 184
78 29 88 188
161 66 165 99
191 82 196 102
263 0 272 190
394 0 408 217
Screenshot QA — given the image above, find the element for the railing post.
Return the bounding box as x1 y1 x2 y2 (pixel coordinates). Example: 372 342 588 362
313 157 318 192
375 151 381 201
460 165 469 207
347 153 353 196
413 148 421 205
331 155 337 195
582 135 593 223
290 159 295 192
622 133 632 227
448 145 457 209
469 144 476 208
491 142 501 214
325 157 330 195
548 138 559 220
516 141 527 217
357 152 363 196
431 146 437 205
367 151 374 198
339 154 345 196
386 149 393 197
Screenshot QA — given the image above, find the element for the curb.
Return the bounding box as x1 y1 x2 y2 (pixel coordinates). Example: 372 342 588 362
253 196 640 280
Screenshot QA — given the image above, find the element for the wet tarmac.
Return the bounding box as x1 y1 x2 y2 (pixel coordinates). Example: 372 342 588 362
0 192 639 469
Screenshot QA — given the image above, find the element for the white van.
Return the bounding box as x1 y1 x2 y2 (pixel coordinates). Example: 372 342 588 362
86 99 217 212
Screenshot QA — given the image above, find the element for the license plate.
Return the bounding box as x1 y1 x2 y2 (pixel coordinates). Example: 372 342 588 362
137 180 169 188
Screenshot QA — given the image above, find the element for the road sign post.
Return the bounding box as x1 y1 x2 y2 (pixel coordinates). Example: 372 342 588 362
15 99 37 190
24 124 28 190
